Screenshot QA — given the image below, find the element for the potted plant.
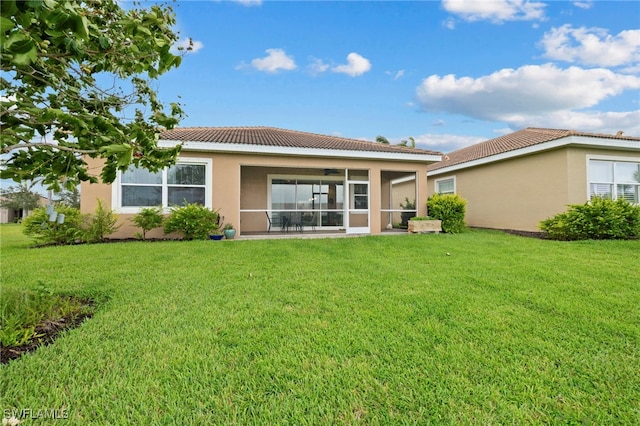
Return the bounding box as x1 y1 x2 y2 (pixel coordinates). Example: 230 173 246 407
209 213 224 240
223 223 236 239
408 216 442 234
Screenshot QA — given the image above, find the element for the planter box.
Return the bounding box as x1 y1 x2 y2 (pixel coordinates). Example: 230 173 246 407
408 219 442 234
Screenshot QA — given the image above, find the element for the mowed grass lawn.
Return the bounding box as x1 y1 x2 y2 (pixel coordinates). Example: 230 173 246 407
1 224 639 425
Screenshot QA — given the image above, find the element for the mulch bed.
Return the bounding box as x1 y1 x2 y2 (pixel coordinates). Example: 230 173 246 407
0 300 95 365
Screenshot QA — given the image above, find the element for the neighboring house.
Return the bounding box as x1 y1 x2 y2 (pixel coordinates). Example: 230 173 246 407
427 128 640 232
81 127 442 238
0 194 49 223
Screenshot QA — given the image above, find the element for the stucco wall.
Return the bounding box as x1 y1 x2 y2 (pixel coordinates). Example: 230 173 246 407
82 152 430 238
428 147 640 232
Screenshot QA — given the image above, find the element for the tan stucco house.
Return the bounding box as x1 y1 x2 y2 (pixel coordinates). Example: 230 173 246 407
427 127 640 232
81 127 442 238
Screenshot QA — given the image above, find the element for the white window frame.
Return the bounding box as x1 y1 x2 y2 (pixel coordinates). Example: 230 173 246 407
113 157 213 214
586 155 640 204
435 176 456 194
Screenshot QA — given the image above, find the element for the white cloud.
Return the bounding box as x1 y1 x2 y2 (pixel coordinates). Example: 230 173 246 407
442 17 456 30
539 25 640 68
442 0 546 23
332 52 371 77
385 70 405 80
231 0 262 6
572 1 593 9
308 57 330 75
416 64 640 133
250 48 297 73
413 133 487 153
171 38 204 54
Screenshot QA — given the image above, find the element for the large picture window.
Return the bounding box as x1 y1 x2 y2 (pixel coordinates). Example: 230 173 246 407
117 158 211 212
589 159 640 203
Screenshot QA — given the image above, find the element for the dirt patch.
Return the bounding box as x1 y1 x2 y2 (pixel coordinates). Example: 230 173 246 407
0 299 95 365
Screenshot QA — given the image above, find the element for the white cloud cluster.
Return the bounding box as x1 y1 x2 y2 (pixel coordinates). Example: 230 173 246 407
540 25 640 68
442 0 546 23
250 48 297 73
332 53 372 77
243 50 371 77
171 38 204 55
415 63 640 133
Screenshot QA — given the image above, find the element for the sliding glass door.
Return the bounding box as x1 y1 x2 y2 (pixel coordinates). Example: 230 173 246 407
270 176 344 230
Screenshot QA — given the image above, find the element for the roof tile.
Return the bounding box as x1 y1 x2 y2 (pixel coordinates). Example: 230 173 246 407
428 127 640 171
160 126 442 156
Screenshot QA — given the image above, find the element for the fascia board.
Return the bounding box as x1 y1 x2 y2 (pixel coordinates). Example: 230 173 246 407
428 136 640 176
158 139 442 163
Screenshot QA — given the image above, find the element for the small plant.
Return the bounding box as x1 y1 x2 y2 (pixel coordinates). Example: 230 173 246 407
131 206 165 240
409 216 432 221
400 197 416 228
427 193 467 233
540 197 640 240
224 223 234 231
83 199 121 243
22 205 85 245
163 202 220 240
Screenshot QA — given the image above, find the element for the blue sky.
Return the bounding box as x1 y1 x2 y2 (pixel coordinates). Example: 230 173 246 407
151 0 640 153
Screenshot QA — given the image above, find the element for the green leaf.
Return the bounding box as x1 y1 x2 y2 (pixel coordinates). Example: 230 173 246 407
0 16 15 31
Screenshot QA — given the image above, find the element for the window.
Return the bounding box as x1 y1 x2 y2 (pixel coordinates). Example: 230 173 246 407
116 158 212 212
589 159 640 203
436 177 455 194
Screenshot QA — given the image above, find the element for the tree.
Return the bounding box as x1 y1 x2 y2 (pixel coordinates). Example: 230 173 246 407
376 135 390 144
400 136 416 148
0 182 42 219
56 186 80 209
1 0 187 192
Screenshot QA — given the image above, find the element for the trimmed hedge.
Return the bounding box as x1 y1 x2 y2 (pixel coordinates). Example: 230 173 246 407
539 197 640 240
427 193 467 233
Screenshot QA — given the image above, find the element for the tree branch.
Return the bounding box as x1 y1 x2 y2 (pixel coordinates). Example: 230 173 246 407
2 141 98 154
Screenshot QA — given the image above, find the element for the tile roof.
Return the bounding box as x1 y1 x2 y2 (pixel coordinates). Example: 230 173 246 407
428 127 640 172
160 126 442 156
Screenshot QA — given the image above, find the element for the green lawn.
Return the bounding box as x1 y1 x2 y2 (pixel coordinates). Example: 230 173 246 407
1 224 639 424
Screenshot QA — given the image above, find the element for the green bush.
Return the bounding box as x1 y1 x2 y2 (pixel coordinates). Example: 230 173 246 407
540 197 640 240
83 200 121 243
163 202 219 240
427 193 467 233
22 205 84 245
131 206 165 240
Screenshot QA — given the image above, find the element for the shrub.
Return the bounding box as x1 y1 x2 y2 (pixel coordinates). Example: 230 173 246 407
163 202 219 240
540 197 640 240
427 193 467 233
83 200 121 243
130 206 164 240
22 205 84 245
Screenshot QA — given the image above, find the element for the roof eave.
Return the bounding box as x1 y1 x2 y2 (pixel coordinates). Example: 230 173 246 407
428 135 640 176
159 139 442 163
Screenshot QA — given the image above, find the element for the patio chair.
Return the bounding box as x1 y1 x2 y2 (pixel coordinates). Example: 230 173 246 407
265 211 272 233
302 213 317 232
290 212 303 232
281 215 290 232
